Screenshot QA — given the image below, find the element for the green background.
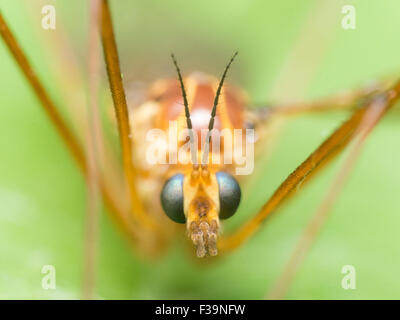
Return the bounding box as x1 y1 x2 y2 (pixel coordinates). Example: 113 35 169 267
0 0 400 299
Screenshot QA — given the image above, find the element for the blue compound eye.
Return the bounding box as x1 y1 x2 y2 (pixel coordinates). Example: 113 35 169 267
216 172 241 219
160 174 185 224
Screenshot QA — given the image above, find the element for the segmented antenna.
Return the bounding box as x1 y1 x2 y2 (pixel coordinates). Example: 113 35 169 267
202 51 238 165
171 54 197 165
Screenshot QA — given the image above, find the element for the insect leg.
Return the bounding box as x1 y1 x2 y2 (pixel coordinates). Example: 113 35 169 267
219 80 400 253
99 0 161 234
268 78 396 116
267 91 392 299
24 0 125 203
248 78 396 130
0 11 137 247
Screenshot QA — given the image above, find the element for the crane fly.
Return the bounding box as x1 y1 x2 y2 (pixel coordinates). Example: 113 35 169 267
1 0 400 299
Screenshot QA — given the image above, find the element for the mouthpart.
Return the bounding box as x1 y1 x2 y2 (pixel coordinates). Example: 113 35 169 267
189 219 219 258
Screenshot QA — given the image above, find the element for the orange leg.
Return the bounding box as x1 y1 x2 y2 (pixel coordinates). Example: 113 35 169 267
0 10 138 245
1 2 168 257
250 78 396 124
100 0 162 235
219 80 400 252
273 79 395 115
267 92 392 299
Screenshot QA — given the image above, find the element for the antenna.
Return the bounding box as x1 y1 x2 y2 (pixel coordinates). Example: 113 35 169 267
171 54 197 166
202 51 238 165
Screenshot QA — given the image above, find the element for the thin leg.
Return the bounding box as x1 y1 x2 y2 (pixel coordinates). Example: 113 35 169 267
268 0 341 103
0 11 136 245
0 12 84 168
219 80 400 252
99 0 160 233
267 92 391 300
250 78 395 126
269 78 395 115
245 79 396 165
24 0 125 200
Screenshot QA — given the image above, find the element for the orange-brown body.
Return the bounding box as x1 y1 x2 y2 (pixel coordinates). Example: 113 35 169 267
129 72 249 256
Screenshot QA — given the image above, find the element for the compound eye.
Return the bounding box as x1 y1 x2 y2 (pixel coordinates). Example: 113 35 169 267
216 172 241 219
160 174 185 223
